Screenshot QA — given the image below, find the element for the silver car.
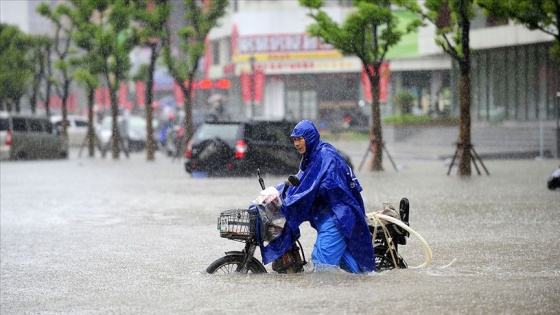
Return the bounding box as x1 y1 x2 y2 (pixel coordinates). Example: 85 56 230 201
96 115 159 152
0 112 68 160
50 115 89 147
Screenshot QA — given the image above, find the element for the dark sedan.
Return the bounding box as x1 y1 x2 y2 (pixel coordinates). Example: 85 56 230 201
184 120 353 177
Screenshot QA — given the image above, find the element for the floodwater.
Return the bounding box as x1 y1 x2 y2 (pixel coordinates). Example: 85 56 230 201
1 146 559 314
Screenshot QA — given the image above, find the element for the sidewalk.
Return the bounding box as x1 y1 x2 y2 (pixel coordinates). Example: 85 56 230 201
329 123 559 162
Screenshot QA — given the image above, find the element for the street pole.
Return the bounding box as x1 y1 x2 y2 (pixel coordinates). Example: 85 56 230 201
250 55 255 119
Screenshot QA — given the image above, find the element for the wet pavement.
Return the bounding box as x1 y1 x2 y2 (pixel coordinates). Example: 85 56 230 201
1 143 559 314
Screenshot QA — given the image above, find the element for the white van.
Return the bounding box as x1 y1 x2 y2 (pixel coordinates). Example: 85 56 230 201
0 112 68 160
50 115 89 146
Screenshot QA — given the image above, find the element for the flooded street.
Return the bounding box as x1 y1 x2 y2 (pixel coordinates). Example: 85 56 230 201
1 145 559 314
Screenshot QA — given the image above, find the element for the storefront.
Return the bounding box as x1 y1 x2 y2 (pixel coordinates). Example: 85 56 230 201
465 42 559 122
208 30 368 127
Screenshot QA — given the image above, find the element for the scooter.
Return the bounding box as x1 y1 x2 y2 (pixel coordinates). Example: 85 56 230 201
206 170 412 274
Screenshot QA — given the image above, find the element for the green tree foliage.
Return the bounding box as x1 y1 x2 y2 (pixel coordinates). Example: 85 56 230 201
38 3 79 138
393 90 415 115
299 0 421 171
162 0 228 144
478 0 560 60
27 36 52 115
65 0 140 159
405 0 477 176
57 1 106 157
0 24 33 112
58 1 107 157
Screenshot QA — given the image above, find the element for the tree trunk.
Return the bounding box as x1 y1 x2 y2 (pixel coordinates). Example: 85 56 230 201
368 67 384 172
30 89 38 115
180 78 195 155
61 79 70 139
145 43 157 161
86 87 95 157
15 98 21 113
45 44 53 117
457 71 472 176
30 53 45 115
457 1 472 176
108 81 121 159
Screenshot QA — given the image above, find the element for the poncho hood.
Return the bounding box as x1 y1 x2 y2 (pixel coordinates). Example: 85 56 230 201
291 120 320 154
290 120 321 171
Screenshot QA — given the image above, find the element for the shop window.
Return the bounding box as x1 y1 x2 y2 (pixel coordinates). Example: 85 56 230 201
526 45 537 120
211 40 219 65
516 46 528 120
302 90 317 120
506 47 517 120
287 90 301 121
536 44 548 120
486 16 508 27
221 38 231 64
478 52 488 120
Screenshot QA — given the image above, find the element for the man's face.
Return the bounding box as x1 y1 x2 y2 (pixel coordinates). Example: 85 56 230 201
292 136 306 154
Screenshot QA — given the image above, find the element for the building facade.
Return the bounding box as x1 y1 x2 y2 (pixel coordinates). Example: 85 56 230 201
3 0 558 128
206 1 558 129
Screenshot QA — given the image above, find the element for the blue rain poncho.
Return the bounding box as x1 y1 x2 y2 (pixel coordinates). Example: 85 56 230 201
259 120 376 273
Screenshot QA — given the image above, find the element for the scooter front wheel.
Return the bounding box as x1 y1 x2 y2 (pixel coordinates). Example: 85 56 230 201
206 255 267 274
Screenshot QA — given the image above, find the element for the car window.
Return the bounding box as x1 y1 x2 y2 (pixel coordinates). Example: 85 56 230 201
275 124 294 146
101 118 113 129
44 121 54 133
0 118 9 131
249 125 278 142
248 123 292 146
29 119 44 132
12 118 28 132
127 118 145 130
194 124 241 141
75 120 88 127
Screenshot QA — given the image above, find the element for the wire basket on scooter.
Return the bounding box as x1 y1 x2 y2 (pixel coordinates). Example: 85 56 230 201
217 209 257 241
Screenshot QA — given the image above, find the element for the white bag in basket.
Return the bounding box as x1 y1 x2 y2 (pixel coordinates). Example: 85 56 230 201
252 187 286 242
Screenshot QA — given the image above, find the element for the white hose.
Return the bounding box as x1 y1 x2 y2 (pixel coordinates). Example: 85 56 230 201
368 212 433 269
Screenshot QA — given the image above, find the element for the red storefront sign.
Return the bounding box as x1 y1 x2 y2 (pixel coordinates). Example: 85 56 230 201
240 70 265 103
94 87 111 108
136 81 145 107
37 94 78 112
173 81 197 106
119 83 133 109
361 62 390 103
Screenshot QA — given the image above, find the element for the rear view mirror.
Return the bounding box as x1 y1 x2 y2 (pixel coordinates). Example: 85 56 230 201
281 174 300 199
287 175 300 187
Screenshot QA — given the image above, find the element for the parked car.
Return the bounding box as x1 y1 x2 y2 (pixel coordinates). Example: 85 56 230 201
97 115 159 152
159 110 217 157
0 111 68 160
547 167 560 190
184 120 353 177
50 115 89 146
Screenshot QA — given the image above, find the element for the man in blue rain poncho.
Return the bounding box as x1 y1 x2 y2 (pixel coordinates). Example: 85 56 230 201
259 119 376 273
